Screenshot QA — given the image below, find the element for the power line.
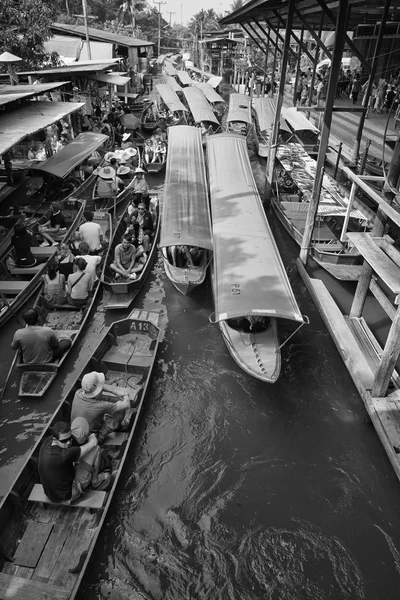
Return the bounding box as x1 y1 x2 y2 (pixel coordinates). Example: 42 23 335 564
153 0 166 57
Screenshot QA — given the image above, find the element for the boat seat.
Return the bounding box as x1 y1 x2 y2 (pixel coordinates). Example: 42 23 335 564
0 573 70 600
28 484 106 509
0 280 29 295
31 246 57 258
9 265 42 276
102 431 129 446
314 243 344 252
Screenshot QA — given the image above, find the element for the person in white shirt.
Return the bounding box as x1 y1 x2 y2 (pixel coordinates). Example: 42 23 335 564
76 242 101 283
79 211 103 254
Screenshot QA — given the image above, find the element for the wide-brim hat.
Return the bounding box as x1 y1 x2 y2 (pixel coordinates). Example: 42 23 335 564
117 165 131 176
98 166 115 180
104 152 117 162
124 147 138 157
81 371 105 398
135 167 145 174
122 133 131 141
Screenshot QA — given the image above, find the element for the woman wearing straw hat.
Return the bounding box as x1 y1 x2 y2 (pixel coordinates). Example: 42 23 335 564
121 132 134 150
127 167 149 209
95 166 124 203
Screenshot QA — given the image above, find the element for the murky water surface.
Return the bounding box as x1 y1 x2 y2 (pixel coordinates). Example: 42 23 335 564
0 156 400 600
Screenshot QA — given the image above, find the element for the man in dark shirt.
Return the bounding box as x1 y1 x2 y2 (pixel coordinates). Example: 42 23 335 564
38 421 99 503
38 201 67 247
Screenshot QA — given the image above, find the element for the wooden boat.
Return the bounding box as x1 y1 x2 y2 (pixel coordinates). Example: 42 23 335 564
160 126 212 295
13 209 113 398
281 107 320 157
207 133 306 382
0 198 85 329
101 191 160 310
193 82 226 121
273 142 373 281
225 93 253 138
0 132 108 259
252 97 277 158
155 83 188 127
182 87 220 137
0 309 161 600
141 136 168 174
140 99 158 132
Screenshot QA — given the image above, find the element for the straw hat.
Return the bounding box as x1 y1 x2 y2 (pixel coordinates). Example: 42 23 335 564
81 371 105 398
135 167 145 174
117 165 131 176
124 147 138 157
122 133 131 142
104 151 117 162
98 166 115 180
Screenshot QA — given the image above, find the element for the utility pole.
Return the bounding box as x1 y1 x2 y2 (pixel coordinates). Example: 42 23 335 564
167 11 175 26
82 0 92 60
153 0 166 57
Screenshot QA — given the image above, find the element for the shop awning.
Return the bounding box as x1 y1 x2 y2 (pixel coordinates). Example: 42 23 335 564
0 82 70 107
0 101 84 156
156 84 188 113
86 72 131 86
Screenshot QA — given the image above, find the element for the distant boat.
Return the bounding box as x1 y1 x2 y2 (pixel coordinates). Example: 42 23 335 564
225 93 253 139
182 86 220 136
281 107 320 157
252 96 277 157
160 126 212 295
207 133 306 382
155 83 188 126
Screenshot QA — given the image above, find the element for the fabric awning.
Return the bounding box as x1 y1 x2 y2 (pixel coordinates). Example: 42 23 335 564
175 70 193 86
226 93 252 125
208 76 223 88
159 76 182 93
207 133 303 323
182 87 219 125
0 101 84 155
282 107 320 133
33 132 108 178
86 72 131 86
160 126 212 251
193 83 225 104
156 84 188 113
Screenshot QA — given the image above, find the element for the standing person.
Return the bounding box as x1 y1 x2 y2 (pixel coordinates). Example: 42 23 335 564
374 80 387 113
350 75 361 105
66 257 93 307
11 308 71 363
2 151 13 186
38 421 100 503
315 75 324 106
294 73 304 106
79 211 104 254
11 223 36 267
110 233 144 280
38 202 67 247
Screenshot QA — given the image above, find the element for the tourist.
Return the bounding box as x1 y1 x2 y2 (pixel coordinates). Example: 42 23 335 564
70 371 137 443
95 166 124 203
374 80 388 113
70 417 112 492
121 132 134 149
76 241 102 283
79 211 104 254
110 233 144 280
38 421 100 504
66 257 93 307
127 167 148 208
38 202 67 247
43 262 67 306
11 307 71 363
350 75 361 105
11 223 36 267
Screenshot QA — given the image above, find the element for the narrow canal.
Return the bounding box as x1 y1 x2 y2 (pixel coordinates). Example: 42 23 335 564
0 154 399 600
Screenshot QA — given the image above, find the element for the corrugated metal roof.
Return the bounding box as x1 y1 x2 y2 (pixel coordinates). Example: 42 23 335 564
51 23 153 48
18 62 119 77
0 82 70 107
0 101 84 155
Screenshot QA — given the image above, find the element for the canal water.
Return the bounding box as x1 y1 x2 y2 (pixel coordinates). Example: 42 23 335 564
0 151 400 600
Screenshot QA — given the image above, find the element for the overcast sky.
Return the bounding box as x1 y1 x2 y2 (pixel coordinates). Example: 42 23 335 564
155 0 234 26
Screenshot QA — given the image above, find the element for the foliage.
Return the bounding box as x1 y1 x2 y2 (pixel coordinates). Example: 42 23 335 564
0 0 60 69
188 9 221 36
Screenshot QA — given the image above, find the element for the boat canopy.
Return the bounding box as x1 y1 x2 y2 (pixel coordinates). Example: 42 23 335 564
182 87 219 125
156 84 188 113
162 61 177 76
253 97 277 132
33 132 108 179
226 93 252 125
208 76 223 88
159 75 182 93
282 107 320 133
176 70 193 86
160 126 212 251
207 133 304 324
194 83 225 104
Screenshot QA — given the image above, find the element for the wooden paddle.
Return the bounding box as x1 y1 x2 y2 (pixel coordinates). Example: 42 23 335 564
0 351 18 400
0 291 24 327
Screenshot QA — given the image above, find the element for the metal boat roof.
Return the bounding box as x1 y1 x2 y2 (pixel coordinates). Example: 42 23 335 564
0 101 84 156
158 75 182 93
226 93 252 125
33 132 108 179
160 126 212 250
156 84 188 113
182 87 219 125
282 107 320 133
207 133 303 323
193 83 225 104
175 70 193 86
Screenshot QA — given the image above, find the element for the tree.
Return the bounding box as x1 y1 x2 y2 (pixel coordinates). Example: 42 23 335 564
189 9 220 36
0 0 59 69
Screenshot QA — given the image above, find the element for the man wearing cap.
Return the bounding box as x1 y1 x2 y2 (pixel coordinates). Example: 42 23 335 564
38 421 99 503
127 167 148 208
12 308 71 364
79 211 104 254
71 371 136 443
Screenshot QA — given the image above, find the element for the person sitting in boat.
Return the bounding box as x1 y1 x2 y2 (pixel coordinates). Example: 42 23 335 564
168 245 196 268
11 223 36 268
76 241 102 283
56 242 75 277
43 261 67 306
11 307 71 364
71 371 138 444
95 166 124 202
38 421 103 504
143 139 154 164
117 164 132 182
66 257 93 308
38 202 67 247
70 417 112 493
127 167 149 208
121 132 134 149
110 233 144 280
67 231 84 257
79 211 104 254
124 218 147 263
227 315 271 333
154 126 167 142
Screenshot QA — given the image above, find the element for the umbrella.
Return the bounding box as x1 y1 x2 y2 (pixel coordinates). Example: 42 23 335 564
120 113 140 130
0 52 22 86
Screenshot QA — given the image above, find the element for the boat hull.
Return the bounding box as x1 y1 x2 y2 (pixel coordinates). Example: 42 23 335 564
162 254 208 295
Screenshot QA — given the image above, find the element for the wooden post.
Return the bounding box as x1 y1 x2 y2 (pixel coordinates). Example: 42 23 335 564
372 301 400 397
340 182 356 242
359 139 371 175
306 11 323 120
292 27 304 106
299 167 324 263
333 142 342 179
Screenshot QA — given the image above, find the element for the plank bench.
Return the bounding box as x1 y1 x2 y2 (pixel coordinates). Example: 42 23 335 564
9 265 42 276
28 484 106 509
31 247 57 258
0 280 29 295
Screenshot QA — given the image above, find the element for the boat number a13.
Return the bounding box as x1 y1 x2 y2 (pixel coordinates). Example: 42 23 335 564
131 321 149 331
231 283 241 295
